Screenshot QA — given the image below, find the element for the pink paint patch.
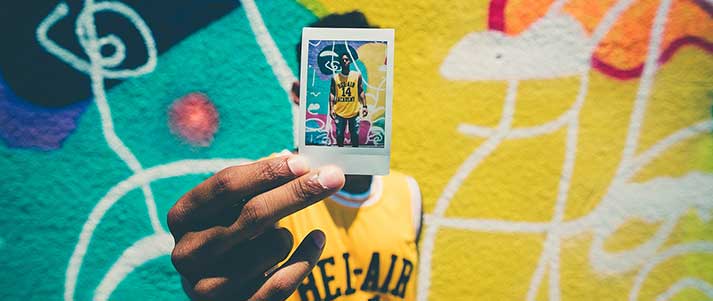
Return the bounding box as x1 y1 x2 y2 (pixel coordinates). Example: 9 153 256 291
169 92 219 146
306 110 375 145
488 0 507 31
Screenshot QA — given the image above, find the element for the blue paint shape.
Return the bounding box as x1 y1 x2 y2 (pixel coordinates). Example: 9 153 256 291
0 74 89 150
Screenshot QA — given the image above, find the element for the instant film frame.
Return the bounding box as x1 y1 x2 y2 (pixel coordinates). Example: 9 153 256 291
299 28 394 175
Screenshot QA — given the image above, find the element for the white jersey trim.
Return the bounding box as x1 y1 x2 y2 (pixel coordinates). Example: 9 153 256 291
406 176 422 237
330 176 383 208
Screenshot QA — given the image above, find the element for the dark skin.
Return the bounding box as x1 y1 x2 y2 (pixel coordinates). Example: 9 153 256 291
168 156 345 300
170 78 373 301
340 54 350 76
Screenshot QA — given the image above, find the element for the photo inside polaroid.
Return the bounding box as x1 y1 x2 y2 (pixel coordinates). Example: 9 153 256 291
304 39 386 148
299 28 393 175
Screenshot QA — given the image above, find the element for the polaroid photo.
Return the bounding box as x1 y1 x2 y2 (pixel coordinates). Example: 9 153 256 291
298 27 394 175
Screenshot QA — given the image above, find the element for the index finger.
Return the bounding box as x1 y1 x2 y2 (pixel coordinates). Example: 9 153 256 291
168 155 310 237
222 165 344 247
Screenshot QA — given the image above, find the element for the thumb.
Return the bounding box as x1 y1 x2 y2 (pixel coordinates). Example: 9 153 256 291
247 230 325 301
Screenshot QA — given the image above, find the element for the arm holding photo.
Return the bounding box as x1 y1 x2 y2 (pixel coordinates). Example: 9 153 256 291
358 74 367 117
329 77 336 120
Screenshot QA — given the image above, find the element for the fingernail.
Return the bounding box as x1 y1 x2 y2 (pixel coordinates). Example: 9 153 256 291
263 264 280 277
287 156 309 176
317 166 344 189
312 231 325 249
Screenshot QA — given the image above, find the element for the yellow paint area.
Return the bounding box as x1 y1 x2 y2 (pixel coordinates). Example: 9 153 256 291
446 128 566 221
358 42 387 121
511 76 581 128
563 70 639 220
566 47 713 219
636 253 713 300
603 219 664 252
559 234 640 301
636 47 713 156
429 229 545 301
296 0 330 17
311 1 713 300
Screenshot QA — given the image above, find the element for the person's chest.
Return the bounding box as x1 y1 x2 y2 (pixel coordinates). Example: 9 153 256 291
279 197 418 301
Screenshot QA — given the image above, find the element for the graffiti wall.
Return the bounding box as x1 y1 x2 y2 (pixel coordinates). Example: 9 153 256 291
0 0 711 300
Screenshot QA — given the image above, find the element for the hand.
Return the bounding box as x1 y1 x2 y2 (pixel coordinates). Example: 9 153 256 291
168 156 345 300
362 107 368 117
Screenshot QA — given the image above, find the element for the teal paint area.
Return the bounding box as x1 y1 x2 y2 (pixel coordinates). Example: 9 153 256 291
111 257 190 301
108 0 315 167
74 189 157 301
0 105 133 300
0 1 316 300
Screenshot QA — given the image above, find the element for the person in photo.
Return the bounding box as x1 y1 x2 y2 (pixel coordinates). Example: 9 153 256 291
330 52 367 147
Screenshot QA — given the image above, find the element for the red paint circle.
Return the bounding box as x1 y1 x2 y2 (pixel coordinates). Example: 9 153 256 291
169 92 219 146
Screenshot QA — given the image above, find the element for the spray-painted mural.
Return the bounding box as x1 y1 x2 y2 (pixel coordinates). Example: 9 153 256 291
0 0 711 301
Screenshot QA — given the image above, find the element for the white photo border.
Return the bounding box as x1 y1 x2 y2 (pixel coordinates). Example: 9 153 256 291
299 27 394 175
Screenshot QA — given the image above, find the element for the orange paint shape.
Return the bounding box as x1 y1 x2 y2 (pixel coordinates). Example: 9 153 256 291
495 0 713 78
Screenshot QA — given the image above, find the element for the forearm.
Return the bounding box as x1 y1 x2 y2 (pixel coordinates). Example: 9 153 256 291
358 75 366 108
329 78 336 114
329 94 335 113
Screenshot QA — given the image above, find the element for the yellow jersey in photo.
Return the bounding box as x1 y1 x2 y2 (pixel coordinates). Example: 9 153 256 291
279 171 422 301
333 71 361 118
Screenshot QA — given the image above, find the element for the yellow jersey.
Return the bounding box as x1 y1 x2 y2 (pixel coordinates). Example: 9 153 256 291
278 171 422 301
332 71 362 118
